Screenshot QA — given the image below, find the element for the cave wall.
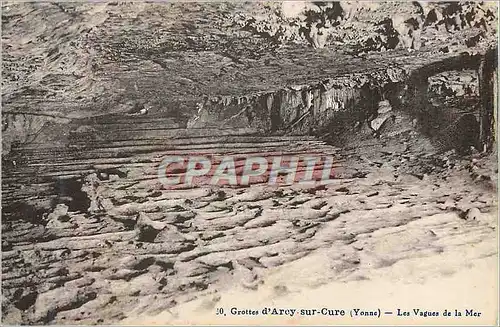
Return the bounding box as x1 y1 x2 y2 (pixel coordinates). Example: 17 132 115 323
188 66 409 135
188 49 496 154
479 46 498 152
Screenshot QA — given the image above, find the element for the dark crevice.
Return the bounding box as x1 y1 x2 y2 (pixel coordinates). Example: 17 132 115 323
52 178 91 213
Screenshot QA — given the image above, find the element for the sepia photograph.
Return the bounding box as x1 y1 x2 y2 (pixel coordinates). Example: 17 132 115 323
1 1 499 325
